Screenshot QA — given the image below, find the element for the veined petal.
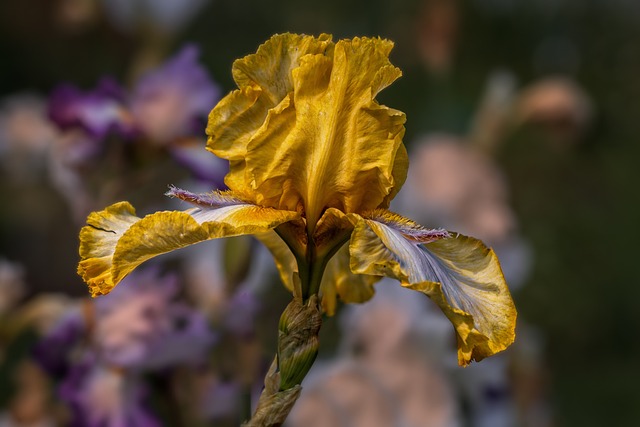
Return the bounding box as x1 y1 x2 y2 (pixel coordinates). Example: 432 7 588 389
349 211 516 366
208 34 407 225
78 190 299 297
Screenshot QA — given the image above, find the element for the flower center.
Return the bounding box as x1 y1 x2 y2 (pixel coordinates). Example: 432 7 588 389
276 222 349 300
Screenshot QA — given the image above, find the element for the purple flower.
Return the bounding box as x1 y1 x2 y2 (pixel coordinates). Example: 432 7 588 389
130 45 220 145
46 45 225 184
93 267 216 369
32 268 215 427
32 309 85 378
48 78 135 139
60 358 161 427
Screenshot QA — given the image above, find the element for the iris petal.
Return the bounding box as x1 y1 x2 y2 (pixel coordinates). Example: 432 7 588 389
348 211 516 366
78 191 299 297
206 34 333 202
208 34 407 224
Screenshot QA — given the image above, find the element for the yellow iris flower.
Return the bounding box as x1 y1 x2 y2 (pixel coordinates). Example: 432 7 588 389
78 33 516 366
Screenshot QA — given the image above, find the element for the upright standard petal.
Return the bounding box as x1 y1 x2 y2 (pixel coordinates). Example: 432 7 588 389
206 33 333 200
78 189 299 297
348 211 516 366
207 34 407 226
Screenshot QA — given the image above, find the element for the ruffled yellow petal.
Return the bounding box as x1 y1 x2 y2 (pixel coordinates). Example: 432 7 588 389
348 211 516 366
208 34 407 226
78 202 140 297
78 193 299 297
206 33 333 200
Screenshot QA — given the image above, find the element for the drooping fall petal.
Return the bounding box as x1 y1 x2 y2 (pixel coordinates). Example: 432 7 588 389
78 190 299 297
207 34 407 226
348 211 516 366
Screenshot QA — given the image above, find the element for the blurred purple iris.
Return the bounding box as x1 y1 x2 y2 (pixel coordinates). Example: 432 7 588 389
48 46 220 145
60 358 161 427
32 309 85 378
48 77 135 139
47 45 224 185
32 267 215 427
92 267 217 368
130 45 220 145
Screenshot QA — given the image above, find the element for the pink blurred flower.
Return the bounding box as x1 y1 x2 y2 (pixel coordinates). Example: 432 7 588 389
92 268 216 369
401 136 514 241
0 95 56 182
515 77 593 145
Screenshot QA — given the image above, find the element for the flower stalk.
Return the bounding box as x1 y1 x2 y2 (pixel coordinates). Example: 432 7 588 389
245 294 322 426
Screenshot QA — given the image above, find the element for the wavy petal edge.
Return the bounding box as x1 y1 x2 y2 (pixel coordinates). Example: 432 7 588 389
348 211 516 366
78 193 299 297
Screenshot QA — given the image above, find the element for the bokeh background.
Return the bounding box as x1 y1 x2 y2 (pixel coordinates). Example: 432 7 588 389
1 0 639 426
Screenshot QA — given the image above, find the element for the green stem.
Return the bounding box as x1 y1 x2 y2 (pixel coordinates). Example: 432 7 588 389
244 225 349 425
306 232 351 297
301 235 323 300
243 296 321 426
